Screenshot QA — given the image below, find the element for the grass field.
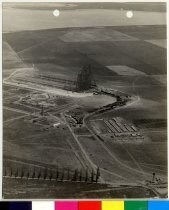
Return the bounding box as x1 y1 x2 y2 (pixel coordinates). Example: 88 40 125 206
3 177 157 199
4 25 166 79
105 141 167 174
3 108 25 121
3 41 26 69
3 116 85 171
77 136 155 183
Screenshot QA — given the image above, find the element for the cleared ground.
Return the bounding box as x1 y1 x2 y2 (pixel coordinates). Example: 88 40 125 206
106 65 146 76
60 29 138 42
145 39 166 49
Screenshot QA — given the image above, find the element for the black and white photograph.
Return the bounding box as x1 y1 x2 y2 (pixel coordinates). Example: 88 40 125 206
2 2 167 198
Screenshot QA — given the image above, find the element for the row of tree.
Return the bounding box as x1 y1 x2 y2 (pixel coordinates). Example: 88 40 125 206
3 166 100 183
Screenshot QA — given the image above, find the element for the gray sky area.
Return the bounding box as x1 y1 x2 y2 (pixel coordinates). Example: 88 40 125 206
3 3 166 32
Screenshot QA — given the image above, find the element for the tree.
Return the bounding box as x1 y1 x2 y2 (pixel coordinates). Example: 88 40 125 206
67 168 70 180
72 169 78 181
85 169 88 182
10 168 13 177
32 168 36 179
56 166 59 181
96 167 100 183
44 168 48 180
79 169 82 181
27 171 30 179
49 170 53 181
60 168 64 182
21 168 24 179
15 168 18 178
38 170 41 180
91 170 94 182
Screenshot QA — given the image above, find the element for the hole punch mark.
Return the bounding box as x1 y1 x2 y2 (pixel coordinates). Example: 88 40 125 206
53 9 60 17
126 11 133 18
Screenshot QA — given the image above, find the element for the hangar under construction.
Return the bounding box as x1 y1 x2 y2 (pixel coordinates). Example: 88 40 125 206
76 64 96 92
13 64 96 92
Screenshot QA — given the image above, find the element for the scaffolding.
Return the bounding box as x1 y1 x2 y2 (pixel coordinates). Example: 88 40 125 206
76 64 96 91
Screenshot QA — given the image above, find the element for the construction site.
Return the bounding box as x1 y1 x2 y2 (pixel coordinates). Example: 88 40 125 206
3 2 167 198
8 64 97 94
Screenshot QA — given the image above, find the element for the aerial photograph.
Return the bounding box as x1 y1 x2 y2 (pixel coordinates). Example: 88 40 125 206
2 2 167 198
